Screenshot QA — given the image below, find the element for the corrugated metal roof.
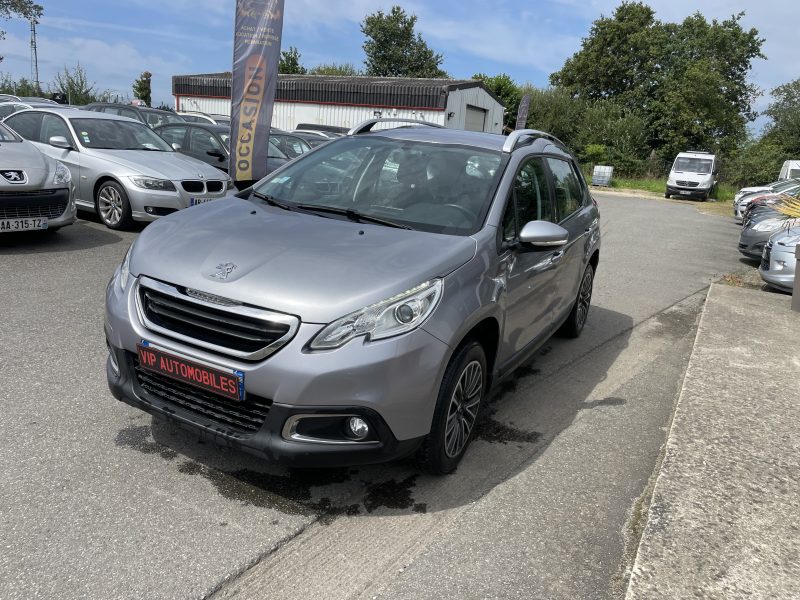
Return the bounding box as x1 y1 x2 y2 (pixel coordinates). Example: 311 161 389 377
171 73 502 110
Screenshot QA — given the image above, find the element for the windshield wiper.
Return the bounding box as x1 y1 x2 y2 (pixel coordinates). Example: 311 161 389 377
252 191 295 212
123 147 164 151
296 204 412 229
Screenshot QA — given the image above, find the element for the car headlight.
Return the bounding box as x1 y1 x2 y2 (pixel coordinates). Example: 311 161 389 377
751 219 785 232
53 161 71 185
309 279 443 350
129 176 176 192
118 244 133 291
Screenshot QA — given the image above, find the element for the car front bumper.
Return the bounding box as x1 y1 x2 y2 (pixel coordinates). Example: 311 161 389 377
666 184 710 199
759 244 796 292
124 181 230 222
738 228 774 259
104 273 450 466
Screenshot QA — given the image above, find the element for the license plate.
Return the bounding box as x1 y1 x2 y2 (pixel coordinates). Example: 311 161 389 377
137 342 244 401
190 197 214 206
0 217 48 232
679 190 691 195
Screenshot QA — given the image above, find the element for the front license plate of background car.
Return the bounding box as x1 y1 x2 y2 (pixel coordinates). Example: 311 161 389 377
190 197 213 206
137 341 244 401
679 190 691 195
0 217 48 232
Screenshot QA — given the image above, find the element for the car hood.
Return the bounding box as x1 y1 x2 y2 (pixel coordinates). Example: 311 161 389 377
83 149 224 180
130 197 477 323
0 140 53 188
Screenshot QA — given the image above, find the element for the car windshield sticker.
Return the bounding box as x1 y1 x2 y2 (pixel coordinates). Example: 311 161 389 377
81 131 90 143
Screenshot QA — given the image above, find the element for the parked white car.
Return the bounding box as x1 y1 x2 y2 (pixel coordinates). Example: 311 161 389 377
778 160 800 180
759 225 799 292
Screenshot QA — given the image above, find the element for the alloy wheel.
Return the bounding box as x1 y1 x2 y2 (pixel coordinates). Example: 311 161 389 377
98 186 123 226
444 360 483 458
576 268 594 329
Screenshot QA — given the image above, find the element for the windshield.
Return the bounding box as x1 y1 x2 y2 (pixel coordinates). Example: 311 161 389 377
70 118 173 151
253 136 505 235
0 121 21 142
673 157 713 174
790 169 800 179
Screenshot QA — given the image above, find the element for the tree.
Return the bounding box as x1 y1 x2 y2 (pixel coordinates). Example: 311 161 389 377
308 62 362 76
473 73 521 130
0 0 42 63
52 63 110 105
132 71 152 106
279 46 306 74
764 79 800 156
0 72 39 96
361 6 447 78
550 3 764 160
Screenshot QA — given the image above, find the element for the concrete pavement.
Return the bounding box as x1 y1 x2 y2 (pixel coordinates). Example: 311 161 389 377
626 284 800 599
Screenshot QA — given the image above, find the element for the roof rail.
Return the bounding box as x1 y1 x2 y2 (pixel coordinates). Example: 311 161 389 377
348 118 445 135
502 128 566 153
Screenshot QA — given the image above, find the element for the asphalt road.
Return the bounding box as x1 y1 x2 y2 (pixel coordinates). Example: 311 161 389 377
0 193 748 600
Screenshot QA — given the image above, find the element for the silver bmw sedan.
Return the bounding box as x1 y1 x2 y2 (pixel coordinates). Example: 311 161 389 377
3 108 232 229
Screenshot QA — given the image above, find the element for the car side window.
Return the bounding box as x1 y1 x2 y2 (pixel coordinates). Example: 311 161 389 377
41 114 73 145
546 157 583 221
158 125 187 147
5 112 43 141
189 127 223 155
501 157 552 245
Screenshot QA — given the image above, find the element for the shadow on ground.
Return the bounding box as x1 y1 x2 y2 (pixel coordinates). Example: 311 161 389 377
114 305 637 522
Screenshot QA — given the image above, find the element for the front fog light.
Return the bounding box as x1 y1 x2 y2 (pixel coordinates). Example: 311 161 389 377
347 417 370 440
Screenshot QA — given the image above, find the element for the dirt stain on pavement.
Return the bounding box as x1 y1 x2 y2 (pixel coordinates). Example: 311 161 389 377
363 475 418 513
474 416 542 444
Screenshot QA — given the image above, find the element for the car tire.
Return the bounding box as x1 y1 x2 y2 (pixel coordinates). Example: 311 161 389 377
560 263 594 339
96 181 133 230
664 191 671 198
418 341 486 475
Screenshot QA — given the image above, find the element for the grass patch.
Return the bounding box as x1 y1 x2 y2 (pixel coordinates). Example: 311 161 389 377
608 177 736 202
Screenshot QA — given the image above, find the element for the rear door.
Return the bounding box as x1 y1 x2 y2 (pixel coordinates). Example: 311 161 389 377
186 126 227 171
544 156 596 319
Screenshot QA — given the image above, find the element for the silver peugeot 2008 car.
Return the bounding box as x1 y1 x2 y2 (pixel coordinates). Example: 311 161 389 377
3 108 232 229
105 119 601 474
0 120 75 233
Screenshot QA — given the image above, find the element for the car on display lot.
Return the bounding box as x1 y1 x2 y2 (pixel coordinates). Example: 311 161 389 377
154 122 294 175
664 151 717 200
738 211 795 260
289 131 331 148
177 111 231 126
733 178 800 221
82 102 186 129
3 108 231 229
0 119 75 233
0 101 79 120
269 132 312 159
759 225 799 292
105 119 601 474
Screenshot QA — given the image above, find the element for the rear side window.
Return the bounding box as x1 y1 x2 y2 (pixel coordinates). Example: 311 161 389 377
5 112 43 141
546 158 583 221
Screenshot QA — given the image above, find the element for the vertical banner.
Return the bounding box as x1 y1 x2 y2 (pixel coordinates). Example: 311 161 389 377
515 94 531 130
230 0 284 184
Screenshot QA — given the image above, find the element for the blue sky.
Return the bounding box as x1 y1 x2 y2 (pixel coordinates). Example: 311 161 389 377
0 0 796 129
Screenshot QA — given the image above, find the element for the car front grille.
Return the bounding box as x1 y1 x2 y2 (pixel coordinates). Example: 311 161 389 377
675 180 700 187
206 180 224 193
0 188 69 219
761 243 772 270
137 278 298 360
181 180 204 193
133 356 271 433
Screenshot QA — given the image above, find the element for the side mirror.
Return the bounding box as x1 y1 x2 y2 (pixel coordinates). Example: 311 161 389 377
519 220 569 247
207 148 225 160
49 136 72 150
171 142 182 151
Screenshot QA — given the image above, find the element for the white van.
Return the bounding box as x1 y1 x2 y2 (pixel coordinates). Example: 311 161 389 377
665 151 717 200
778 160 800 180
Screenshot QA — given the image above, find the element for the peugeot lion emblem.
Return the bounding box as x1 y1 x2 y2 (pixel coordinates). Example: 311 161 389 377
2 170 25 183
210 262 237 280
